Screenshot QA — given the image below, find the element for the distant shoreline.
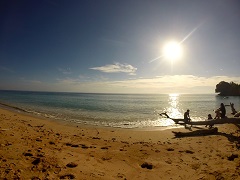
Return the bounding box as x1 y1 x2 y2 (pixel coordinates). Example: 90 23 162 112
0 89 216 95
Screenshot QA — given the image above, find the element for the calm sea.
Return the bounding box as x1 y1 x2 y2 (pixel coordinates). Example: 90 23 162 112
0 90 239 129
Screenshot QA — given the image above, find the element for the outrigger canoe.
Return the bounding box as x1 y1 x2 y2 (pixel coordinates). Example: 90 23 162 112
159 112 240 126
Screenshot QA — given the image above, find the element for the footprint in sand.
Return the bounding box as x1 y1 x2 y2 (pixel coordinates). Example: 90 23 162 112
117 173 126 179
23 152 33 157
101 146 109 150
32 158 41 165
59 174 75 179
185 150 194 154
228 154 238 161
71 144 79 148
166 148 174 151
31 176 41 180
49 141 55 145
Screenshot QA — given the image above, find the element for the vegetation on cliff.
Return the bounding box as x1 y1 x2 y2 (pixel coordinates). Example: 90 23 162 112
215 81 240 96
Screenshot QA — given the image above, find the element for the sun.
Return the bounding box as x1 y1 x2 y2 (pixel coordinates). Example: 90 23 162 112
162 41 183 62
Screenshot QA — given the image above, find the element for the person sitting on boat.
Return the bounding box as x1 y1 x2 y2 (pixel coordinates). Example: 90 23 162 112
219 103 226 118
184 109 191 124
205 114 214 129
214 109 221 119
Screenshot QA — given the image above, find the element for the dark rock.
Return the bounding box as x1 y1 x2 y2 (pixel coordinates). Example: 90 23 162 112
66 162 78 168
141 162 153 169
32 158 41 165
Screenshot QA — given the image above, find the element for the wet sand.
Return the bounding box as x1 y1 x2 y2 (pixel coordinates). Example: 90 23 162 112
0 107 240 179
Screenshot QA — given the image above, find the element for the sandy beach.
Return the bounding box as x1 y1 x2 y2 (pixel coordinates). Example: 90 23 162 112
0 107 240 180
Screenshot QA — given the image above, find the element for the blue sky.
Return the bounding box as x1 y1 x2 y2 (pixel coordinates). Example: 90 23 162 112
1 0 240 94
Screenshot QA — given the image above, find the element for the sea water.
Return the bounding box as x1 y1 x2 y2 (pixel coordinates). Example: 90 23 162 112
0 90 239 129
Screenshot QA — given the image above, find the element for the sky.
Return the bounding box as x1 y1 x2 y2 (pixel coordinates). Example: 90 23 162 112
1 0 240 94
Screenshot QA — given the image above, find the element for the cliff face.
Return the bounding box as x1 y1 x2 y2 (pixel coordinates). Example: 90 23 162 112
215 81 240 96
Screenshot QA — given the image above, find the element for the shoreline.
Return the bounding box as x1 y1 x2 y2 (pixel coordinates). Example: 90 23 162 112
1 92 236 130
0 101 181 131
1 107 240 179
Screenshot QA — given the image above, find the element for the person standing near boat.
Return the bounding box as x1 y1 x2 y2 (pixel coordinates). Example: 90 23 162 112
184 109 191 123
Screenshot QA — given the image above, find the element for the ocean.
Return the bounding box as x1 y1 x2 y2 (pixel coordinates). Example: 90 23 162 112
0 90 239 129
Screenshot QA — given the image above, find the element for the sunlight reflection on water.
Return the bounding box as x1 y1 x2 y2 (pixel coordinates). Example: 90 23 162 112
157 93 183 127
167 93 182 118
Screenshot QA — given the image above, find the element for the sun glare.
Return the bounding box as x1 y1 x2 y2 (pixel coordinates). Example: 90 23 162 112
162 41 183 62
167 93 182 118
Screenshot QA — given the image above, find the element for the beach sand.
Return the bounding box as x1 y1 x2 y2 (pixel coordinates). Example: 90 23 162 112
0 108 240 180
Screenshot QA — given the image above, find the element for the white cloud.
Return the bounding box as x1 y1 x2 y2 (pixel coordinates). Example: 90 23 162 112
90 63 137 75
58 68 72 75
20 77 42 84
0 66 14 73
101 37 128 46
